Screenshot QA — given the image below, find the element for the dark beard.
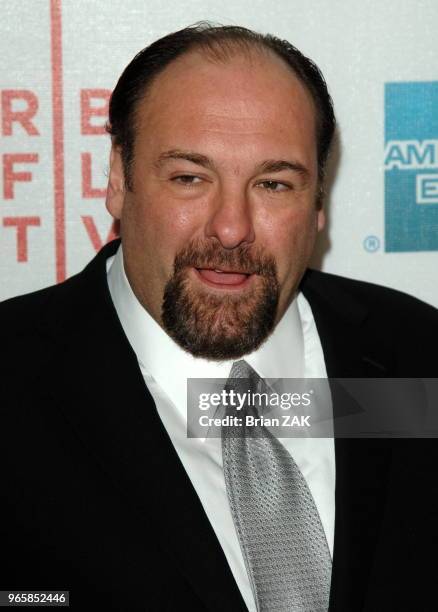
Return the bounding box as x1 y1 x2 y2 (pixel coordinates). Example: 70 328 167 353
161 239 279 360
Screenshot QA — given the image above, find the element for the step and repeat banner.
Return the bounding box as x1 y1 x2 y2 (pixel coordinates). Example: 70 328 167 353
1 0 437 305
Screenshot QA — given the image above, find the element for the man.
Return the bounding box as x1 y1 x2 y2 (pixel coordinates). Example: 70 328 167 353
1 23 437 612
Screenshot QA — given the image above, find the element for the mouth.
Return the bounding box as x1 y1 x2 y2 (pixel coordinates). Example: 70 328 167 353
194 267 254 289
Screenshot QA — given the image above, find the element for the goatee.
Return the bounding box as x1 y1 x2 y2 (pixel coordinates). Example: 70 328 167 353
162 239 279 360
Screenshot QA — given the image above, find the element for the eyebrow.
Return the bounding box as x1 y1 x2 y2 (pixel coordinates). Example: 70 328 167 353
154 149 215 171
256 159 309 177
154 149 309 177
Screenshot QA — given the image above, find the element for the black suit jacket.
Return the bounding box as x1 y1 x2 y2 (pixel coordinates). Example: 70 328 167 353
1 240 437 611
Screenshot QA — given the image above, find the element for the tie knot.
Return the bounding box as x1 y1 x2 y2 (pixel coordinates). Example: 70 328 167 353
229 359 260 389
225 360 264 415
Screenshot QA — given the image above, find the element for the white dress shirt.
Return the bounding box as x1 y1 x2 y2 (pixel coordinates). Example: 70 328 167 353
107 245 335 612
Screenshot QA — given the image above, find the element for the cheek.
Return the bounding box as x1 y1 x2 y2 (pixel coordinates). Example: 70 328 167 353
128 195 202 271
266 208 319 277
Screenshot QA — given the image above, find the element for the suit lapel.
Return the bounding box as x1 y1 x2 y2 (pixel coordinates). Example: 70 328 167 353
40 242 247 612
301 270 393 611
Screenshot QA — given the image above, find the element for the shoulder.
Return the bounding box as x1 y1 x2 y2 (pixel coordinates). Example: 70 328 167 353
0 278 83 382
301 269 437 375
0 273 82 341
0 240 118 341
301 268 437 323
0 284 57 330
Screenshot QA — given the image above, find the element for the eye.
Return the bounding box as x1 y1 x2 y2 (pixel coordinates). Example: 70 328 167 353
257 180 292 192
171 175 203 186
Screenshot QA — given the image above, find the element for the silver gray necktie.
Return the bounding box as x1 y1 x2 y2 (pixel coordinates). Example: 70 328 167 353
221 360 332 611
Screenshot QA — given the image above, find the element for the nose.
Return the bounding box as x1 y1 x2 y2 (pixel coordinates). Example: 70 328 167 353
204 185 255 249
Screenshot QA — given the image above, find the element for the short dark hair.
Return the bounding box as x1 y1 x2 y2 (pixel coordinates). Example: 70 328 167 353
107 22 336 193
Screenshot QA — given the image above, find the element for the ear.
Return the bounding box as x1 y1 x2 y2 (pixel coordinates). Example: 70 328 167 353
105 146 126 220
317 208 325 232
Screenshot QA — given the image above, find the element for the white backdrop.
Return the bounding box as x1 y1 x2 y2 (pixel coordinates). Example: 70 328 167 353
1 0 437 305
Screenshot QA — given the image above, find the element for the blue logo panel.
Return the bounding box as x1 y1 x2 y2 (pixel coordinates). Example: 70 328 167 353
384 82 438 252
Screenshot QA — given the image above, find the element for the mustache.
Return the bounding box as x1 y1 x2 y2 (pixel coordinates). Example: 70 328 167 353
172 239 278 278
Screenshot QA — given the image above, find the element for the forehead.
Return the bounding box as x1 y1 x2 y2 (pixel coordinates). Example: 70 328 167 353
133 48 317 165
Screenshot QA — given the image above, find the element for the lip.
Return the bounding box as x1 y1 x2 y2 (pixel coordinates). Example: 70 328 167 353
193 267 254 290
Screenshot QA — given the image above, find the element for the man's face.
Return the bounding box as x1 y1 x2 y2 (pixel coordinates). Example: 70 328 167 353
107 49 324 360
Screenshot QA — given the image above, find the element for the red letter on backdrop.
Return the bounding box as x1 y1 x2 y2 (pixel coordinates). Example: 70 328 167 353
1 90 39 136
81 216 118 252
3 153 39 199
81 89 111 135
81 152 107 198
3 216 41 262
